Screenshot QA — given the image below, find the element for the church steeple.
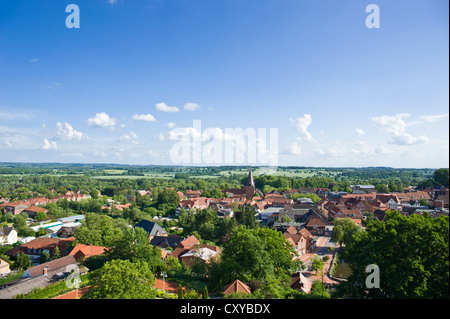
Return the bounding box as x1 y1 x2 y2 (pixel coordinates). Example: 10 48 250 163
246 168 254 187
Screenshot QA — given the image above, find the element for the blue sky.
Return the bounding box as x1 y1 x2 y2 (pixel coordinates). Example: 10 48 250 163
0 0 448 168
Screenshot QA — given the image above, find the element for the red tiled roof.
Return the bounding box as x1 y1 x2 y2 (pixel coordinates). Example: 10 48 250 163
223 280 251 295
23 206 48 213
69 244 107 258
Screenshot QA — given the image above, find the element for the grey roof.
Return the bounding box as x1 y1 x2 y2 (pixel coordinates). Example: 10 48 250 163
150 235 182 248
0 227 16 236
24 255 77 278
58 215 85 223
135 219 167 236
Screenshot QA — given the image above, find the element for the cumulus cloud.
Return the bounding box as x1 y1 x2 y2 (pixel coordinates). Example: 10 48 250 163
183 102 201 111
355 129 365 136
372 113 428 145
41 138 57 150
166 122 176 129
156 102 179 113
55 122 83 140
132 114 156 122
87 112 116 128
289 114 315 142
283 137 302 155
120 131 140 144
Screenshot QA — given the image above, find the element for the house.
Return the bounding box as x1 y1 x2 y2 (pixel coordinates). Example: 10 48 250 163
290 272 312 294
305 212 326 235
0 202 29 215
170 235 201 259
395 191 431 205
223 279 251 296
279 208 313 223
21 255 77 278
179 246 220 268
185 190 202 199
283 227 315 256
7 237 74 263
22 206 48 219
134 219 168 241
56 226 78 238
0 227 18 245
350 185 376 193
333 209 362 225
434 190 449 209
376 194 400 210
69 243 107 261
0 258 10 276
150 235 183 250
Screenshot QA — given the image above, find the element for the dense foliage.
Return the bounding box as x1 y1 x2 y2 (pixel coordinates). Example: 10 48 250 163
334 211 449 299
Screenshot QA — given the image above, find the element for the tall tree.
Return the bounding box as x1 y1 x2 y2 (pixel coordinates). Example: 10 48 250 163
334 211 449 299
84 259 156 299
434 168 449 187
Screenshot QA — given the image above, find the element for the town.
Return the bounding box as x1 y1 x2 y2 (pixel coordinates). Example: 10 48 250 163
0 166 448 299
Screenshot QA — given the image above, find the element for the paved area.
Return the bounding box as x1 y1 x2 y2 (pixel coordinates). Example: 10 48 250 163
0 270 66 299
298 235 340 285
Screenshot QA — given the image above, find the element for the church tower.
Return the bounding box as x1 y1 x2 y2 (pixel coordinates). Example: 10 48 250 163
245 168 255 198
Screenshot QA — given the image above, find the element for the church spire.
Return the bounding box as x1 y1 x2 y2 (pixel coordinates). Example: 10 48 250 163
246 168 254 187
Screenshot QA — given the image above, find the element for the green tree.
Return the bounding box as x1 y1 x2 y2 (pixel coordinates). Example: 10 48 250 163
74 213 126 247
35 211 47 221
202 286 209 299
84 259 156 299
219 226 295 285
13 253 31 271
331 217 363 247
334 211 449 299
106 227 163 270
157 189 180 206
433 168 449 187
178 283 184 299
39 250 50 264
52 246 61 260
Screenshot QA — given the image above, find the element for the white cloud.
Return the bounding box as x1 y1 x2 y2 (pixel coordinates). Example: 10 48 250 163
87 112 116 128
29 58 40 63
355 129 365 136
372 113 428 145
0 109 36 120
147 150 160 158
55 122 83 140
389 134 428 146
157 132 165 142
41 138 57 150
62 152 83 157
156 102 180 113
283 137 302 155
289 114 315 142
120 131 140 144
183 102 201 111
132 113 156 122
94 150 107 157
420 113 449 122
166 122 176 129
